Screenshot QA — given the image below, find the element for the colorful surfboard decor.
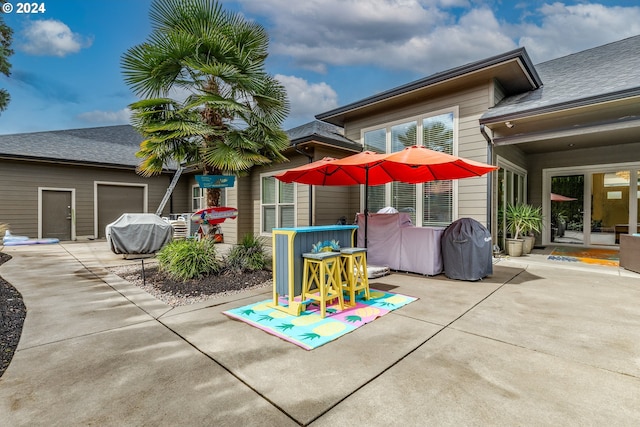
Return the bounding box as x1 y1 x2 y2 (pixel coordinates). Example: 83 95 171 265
191 206 238 225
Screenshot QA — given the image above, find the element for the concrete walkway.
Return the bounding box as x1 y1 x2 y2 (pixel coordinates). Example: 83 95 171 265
1 241 639 426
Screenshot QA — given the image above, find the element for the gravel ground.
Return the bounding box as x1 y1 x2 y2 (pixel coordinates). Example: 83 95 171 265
1 251 25 378
108 263 273 307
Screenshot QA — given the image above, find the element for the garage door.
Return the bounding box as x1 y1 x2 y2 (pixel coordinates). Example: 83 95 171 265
97 184 145 238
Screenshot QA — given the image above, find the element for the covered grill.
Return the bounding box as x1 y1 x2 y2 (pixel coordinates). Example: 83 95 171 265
106 213 172 255
441 218 493 281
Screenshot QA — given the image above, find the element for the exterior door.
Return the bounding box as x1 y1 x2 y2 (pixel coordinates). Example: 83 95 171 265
42 189 72 240
496 158 527 250
545 165 639 247
551 175 585 245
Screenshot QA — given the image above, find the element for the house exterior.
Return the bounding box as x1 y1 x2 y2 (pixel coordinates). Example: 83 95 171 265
3 35 638 250
0 121 359 244
0 125 188 240
314 34 640 249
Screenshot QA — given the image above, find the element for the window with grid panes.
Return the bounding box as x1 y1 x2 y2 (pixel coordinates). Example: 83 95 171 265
261 175 295 233
422 113 454 226
192 186 226 210
363 111 455 226
363 128 386 213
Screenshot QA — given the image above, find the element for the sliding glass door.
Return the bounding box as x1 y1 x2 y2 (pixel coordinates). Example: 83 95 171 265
545 165 640 247
497 157 527 250
551 175 584 245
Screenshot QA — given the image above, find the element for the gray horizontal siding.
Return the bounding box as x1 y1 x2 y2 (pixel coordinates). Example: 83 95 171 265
0 159 175 239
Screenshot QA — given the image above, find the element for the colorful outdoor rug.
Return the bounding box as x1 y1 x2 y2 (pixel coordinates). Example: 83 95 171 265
547 247 619 267
223 289 417 350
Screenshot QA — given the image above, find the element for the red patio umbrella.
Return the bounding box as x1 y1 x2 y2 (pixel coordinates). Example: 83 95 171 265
383 145 499 183
275 151 389 185
550 192 577 202
275 145 498 247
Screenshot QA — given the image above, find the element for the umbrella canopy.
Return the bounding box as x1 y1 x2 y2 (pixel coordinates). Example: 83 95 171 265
275 151 389 185
275 145 498 247
276 146 497 186
551 192 577 202
382 145 499 183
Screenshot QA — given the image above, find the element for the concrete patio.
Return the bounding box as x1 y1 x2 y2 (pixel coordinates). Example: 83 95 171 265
0 241 639 425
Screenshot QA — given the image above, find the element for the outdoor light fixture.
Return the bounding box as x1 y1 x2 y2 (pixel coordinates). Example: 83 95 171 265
505 121 514 128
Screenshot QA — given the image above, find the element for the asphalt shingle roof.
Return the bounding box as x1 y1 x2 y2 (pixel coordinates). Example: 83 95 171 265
286 120 361 151
481 35 640 121
0 125 146 168
0 121 360 169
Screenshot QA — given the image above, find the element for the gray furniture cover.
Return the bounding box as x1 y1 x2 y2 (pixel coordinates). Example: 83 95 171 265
441 217 492 281
356 213 445 275
106 213 172 255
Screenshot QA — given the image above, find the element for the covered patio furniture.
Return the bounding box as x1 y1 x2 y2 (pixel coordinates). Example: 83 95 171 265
106 213 172 255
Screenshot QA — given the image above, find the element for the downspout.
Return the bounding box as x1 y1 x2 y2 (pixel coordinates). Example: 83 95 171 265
480 124 493 233
294 143 314 226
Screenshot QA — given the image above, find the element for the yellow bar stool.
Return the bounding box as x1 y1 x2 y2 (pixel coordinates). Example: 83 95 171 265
301 252 344 318
339 247 370 306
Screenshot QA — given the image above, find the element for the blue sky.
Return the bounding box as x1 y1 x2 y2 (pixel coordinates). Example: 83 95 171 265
1 0 639 135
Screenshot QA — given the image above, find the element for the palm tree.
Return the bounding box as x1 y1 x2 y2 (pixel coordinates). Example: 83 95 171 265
121 0 290 206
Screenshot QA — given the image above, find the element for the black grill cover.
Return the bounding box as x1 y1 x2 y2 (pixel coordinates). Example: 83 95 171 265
441 218 492 281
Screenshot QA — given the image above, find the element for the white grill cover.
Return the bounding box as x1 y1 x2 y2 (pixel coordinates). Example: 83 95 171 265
106 213 173 254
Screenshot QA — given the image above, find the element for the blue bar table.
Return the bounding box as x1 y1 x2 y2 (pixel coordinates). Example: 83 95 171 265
269 225 357 315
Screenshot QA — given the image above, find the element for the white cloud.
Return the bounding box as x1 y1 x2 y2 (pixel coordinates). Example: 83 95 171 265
20 20 93 57
518 3 640 63
235 0 640 75
275 74 338 126
77 108 131 124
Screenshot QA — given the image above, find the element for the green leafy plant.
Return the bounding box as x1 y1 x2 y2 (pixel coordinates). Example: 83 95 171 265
506 203 543 240
156 238 221 281
225 233 269 273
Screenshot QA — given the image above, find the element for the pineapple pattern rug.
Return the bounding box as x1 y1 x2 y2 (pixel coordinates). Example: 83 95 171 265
223 290 417 350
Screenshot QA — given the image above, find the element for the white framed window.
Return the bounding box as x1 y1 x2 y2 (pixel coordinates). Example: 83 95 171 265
362 108 457 227
191 185 226 210
261 174 295 233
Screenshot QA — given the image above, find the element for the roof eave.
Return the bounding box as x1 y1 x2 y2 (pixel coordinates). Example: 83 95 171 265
316 47 542 125
0 154 175 173
289 134 363 152
480 88 640 125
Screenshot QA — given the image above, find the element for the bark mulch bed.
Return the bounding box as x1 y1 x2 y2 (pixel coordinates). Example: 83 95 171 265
1 251 26 378
107 262 272 307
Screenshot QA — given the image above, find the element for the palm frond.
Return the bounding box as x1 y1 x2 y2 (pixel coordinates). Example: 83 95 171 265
122 0 290 179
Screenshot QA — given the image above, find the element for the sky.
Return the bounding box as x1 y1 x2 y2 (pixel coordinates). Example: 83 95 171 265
1 0 639 135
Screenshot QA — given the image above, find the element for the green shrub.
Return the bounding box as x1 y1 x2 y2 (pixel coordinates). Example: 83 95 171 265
156 238 221 281
225 233 269 273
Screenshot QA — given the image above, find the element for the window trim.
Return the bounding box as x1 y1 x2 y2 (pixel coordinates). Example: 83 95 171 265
260 172 296 235
190 184 227 211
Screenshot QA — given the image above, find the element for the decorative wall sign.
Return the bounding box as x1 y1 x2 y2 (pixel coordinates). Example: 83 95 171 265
195 175 236 188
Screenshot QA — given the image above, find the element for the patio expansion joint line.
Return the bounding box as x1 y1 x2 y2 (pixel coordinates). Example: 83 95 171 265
60 245 173 320
14 318 158 353
450 328 640 380
155 320 305 427
304 273 519 425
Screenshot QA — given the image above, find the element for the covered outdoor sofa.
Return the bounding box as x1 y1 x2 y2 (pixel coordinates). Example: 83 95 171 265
356 212 445 275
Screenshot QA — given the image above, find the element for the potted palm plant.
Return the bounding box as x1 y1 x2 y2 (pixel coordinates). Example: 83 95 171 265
505 203 542 256
521 205 543 254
